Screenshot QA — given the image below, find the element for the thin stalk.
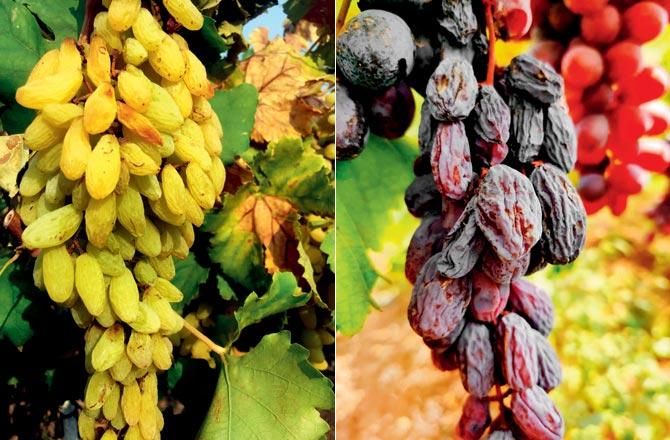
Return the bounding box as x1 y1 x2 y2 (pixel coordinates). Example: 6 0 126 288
485 2 496 85
336 0 352 35
182 319 227 357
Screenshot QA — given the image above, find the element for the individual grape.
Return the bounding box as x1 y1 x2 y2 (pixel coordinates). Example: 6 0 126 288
604 40 642 82
471 85 511 144
576 114 609 165
430 122 473 199
508 94 544 163
439 0 478 46
425 55 478 121
457 322 495 398
404 174 442 218
578 173 608 201
469 270 510 323
431 346 459 371
495 0 533 38
622 1 669 43
533 330 562 392
21 204 83 249
580 5 621 45
564 0 608 15
505 55 564 105
620 66 670 105
405 216 444 284
408 255 471 349
367 81 415 139
561 45 604 89
456 395 491 440
497 312 539 391
508 279 555 336
336 9 415 90
475 165 543 262
437 201 485 278
335 82 369 160
582 82 616 113
511 385 565 440
530 164 586 264
548 2 578 33
408 33 440 95
542 102 577 172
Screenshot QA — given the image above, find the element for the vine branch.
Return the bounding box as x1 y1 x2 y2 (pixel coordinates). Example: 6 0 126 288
484 1 497 86
336 0 352 35
182 319 227 357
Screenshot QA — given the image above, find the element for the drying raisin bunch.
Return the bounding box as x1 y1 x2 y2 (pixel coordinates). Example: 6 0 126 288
531 0 670 216
394 0 587 437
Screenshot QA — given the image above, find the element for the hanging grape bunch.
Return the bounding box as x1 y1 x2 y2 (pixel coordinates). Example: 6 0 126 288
13 0 226 438
337 0 584 438
531 0 670 215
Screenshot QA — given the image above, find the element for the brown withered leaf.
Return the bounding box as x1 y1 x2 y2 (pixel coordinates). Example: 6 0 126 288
240 36 331 143
0 135 29 197
235 192 301 274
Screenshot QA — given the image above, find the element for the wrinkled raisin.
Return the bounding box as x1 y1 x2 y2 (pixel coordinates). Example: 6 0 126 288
508 279 555 337
542 102 577 172
508 94 544 163
408 255 471 349
525 243 548 276
511 385 564 440
405 174 442 217
458 322 496 398
426 55 478 121
505 54 564 105
475 165 543 262
336 82 369 160
419 99 438 154
431 345 459 371
497 312 539 391
405 215 445 284
485 431 515 440
437 200 484 278
479 246 530 284
531 164 586 264
471 85 511 144
534 330 562 392
472 139 509 168
439 0 478 46
431 122 474 200
469 270 510 323
457 395 492 440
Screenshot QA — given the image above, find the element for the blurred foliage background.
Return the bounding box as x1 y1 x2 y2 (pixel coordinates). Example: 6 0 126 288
335 1 670 439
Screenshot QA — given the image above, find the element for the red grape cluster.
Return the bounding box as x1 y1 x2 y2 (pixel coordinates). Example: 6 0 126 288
532 0 670 215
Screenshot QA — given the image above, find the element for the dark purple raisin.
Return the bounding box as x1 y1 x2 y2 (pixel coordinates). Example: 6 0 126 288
505 54 564 105
508 94 544 163
472 139 509 168
457 322 495 398
479 246 530 284
405 174 442 217
457 395 492 440
439 0 478 46
469 270 510 323
405 215 445 284
524 243 548 276
431 122 474 199
431 345 460 371
408 255 471 349
508 279 555 337
426 55 478 121
533 330 562 392
530 164 586 264
511 385 564 440
497 312 539 391
542 102 577 173
409 33 441 96
475 165 543 262
437 200 484 278
471 85 511 144
336 82 369 160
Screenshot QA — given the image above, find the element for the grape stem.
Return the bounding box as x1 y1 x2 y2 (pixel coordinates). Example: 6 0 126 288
336 0 352 35
484 1 496 86
79 0 104 44
182 319 227 357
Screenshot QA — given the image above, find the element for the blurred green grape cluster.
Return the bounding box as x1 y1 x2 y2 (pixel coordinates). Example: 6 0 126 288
529 179 670 439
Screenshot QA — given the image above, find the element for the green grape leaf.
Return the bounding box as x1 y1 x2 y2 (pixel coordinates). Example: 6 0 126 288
216 274 237 301
0 135 29 197
0 0 83 103
0 103 34 134
172 254 210 313
234 272 308 335
335 136 416 335
167 359 185 390
209 83 259 164
320 228 334 270
295 224 318 294
204 185 269 292
250 138 334 215
198 331 333 439
0 252 33 346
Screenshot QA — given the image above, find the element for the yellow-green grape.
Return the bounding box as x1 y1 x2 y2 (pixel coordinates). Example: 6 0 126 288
151 334 173 370
107 0 141 32
85 325 105 374
92 324 126 371
121 380 142 426
85 194 117 249
100 429 118 440
139 388 157 439
149 256 175 280
87 244 126 276
42 245 75 303
110 401 127 430
78 412 96 440
109 268 140 323
135 218 162 257
134 259 158 285
71 300 94 328
114 228 137 261
150 277 183 302
127 330 153 369
128 302 161 333
123 37 148 66
298 306 318 330
110 351 133 382
21 204 82 249
84 370 114 411
102 381 121 420
318 329 335 345
75 254 107 317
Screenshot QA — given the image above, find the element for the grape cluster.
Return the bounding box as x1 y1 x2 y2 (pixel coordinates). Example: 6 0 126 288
532 0 670 215
14 1 224 439
335 0 587 437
